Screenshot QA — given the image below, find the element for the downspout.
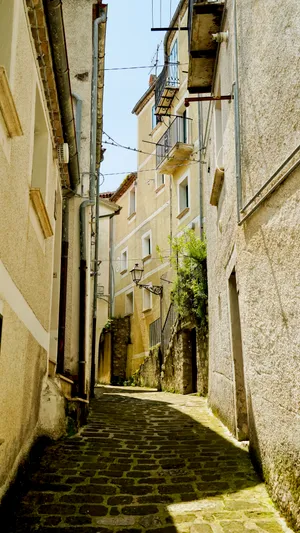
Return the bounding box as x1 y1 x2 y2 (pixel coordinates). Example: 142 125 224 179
57 198 69 374
90 6 108 398
109 214 115 319
72 92 82 160
45 0 80 377
233 0 242 222
79 8 107 399
197 100 203 239
44 0 80 191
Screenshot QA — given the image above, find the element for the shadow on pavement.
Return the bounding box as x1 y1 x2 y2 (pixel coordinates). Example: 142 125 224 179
1 387 268 533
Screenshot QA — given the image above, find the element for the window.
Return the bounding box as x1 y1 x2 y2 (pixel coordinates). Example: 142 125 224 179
168 39 179 86
31 88 49 202
125 291 134 315
152 105 156 130
0 0 15 81
156 173 165 190
143 287 152 312
182 110 188 144
120 248 128 274
152 105 161 130
129 187 136 217
142 231 152 260
178 176 189 214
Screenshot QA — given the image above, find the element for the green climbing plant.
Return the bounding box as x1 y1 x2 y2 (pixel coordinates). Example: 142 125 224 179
159 229 207 326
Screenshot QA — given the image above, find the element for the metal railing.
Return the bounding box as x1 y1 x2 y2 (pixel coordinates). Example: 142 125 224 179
155 64 180 111
156 115 192 168
149 318 161 348
161 303 178 356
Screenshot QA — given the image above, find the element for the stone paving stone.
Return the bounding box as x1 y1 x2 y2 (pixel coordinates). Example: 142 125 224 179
6 386 295 533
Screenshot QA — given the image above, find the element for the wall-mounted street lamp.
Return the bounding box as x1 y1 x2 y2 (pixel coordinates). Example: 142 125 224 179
130 264 163 297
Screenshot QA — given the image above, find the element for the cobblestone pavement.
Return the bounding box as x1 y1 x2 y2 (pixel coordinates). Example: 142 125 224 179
5 386 294 533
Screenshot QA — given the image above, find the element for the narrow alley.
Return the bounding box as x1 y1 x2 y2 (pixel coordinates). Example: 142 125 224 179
4 387 293 533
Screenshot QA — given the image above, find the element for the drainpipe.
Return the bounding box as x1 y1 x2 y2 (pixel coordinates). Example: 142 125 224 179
197 99 204 239
57 199 69 374
109 215 115 319
44 0 80 379
44 0 80 191
72 92 82 160
90 6 107 399
79 10 107 399
233 0 242 222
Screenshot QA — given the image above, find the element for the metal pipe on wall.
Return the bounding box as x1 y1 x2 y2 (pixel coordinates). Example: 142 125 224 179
233 0 242 222
197 99 203 239
90 7 107 398
78 11 106 399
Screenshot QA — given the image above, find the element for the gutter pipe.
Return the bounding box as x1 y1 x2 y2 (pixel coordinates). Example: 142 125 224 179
233 0 242 222
197 99 204 239
79 10 107 399
44 0 80 191
45 0 80 380
72 92 83 160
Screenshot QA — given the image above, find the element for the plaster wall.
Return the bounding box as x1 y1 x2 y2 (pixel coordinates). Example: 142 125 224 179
205 0 300 527
62 0 94 388
0 1 63 498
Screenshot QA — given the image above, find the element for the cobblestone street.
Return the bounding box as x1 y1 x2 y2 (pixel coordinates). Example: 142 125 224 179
4 387 294 533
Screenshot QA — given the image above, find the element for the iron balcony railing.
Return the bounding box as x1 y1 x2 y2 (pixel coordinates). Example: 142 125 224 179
149 318 161 348
155 64 180 111
156 115 192 168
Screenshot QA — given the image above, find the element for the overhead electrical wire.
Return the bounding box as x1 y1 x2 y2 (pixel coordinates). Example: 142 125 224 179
103 131 201 164
101 62 187 71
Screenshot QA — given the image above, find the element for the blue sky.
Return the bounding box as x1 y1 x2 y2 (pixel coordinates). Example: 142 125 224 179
101 0 176 192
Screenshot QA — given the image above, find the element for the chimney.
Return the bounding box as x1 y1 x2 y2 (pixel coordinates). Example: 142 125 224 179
149 74 157 87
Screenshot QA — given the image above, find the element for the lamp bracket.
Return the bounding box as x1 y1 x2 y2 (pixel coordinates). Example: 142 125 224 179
137 283 163 297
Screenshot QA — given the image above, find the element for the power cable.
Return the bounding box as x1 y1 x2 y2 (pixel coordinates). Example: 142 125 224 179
103 131 201 163
101 62 187 71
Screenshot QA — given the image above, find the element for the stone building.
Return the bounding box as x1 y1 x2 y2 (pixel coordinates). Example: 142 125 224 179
186 0 300 528
0 0 107 504
102 0 208 394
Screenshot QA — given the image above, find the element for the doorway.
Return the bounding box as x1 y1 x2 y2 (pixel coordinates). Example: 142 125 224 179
228 270 249 440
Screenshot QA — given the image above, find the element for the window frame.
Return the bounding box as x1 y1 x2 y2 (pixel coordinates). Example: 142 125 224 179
128 184 137 220
141 230 152 262
142 285 153 312
155 172 165 193
125 289 134 316
177 173 190 219
120 247 128 275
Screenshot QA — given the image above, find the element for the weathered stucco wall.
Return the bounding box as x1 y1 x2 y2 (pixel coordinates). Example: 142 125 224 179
0 1 63 501
205 0 300 527
62 0 94 389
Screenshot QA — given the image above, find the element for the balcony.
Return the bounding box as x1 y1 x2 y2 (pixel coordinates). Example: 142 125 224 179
188 0 225 93
156 116 194 174
155 64 180 116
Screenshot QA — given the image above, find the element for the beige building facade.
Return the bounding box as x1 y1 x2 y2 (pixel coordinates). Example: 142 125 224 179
186 0 300 528
0 0 107 503
0 0 75 501
108 0 206 384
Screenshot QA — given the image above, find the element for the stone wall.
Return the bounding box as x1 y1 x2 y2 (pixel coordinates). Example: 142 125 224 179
161 321 208 395
133 345 161 389
111 317 131 384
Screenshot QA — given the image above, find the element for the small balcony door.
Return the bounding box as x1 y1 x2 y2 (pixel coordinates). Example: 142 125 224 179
168 39 178 87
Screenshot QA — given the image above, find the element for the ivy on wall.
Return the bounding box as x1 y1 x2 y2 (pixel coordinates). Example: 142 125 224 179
159 230 207 326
